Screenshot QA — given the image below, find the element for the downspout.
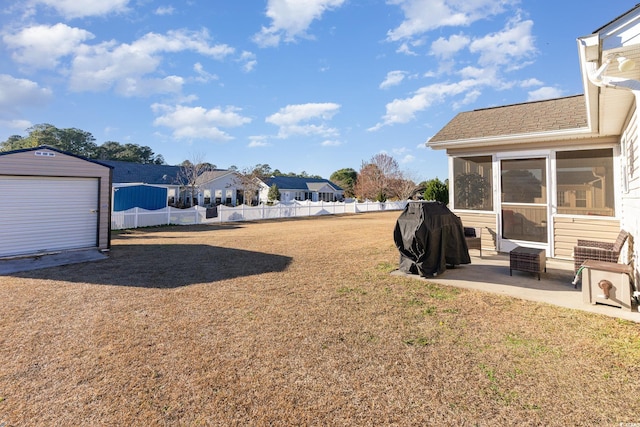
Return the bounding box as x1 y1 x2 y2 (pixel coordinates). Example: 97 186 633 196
586 56 640 92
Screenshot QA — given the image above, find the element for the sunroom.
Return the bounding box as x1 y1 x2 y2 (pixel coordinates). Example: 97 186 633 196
427 5 640 262
433 124 621 260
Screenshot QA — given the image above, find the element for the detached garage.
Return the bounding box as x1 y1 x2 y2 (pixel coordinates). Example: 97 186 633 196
0 146 112 258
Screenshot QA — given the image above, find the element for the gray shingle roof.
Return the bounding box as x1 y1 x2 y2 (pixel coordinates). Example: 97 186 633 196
264 176 343 191
99 160 183 185
429 95 588 143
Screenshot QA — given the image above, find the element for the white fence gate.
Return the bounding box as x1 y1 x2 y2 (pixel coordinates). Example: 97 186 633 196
111 200 408 230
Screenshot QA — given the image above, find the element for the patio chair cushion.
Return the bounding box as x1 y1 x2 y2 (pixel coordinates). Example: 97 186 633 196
573 230 629 272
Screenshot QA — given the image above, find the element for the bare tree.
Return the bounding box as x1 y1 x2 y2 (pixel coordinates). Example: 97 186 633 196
388 171 420 200
354 153 401 201
233 165 267 206
177 153 214 207
354 162 383 201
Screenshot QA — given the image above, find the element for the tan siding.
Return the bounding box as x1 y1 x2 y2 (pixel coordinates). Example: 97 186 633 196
553 217 621 260
0 149 106 177
454 211 497 253
621 106 640 286
0 148 111 252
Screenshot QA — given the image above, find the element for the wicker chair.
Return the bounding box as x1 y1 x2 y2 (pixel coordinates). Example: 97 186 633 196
573 230 629 272
464 227 482 257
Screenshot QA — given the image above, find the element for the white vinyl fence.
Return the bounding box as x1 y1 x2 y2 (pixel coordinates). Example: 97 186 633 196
111 200 408 230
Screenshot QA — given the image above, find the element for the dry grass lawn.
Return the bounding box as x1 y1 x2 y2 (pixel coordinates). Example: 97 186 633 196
1 212 639 426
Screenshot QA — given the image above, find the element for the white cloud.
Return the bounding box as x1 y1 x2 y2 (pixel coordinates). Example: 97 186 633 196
372 14 539 130
253 0 346 47
0 74 52 111
520 78 543 88
387 0 515 41
400 154 416 164
248 136 271 147
430 33 470 58
68 29 234 94
266 102 341 138
193 63 218 83
239 51 257 72
469 18 536 68
3 23 94 69
3 25 236 96
392 147 409 155
396 38 425 56
33 0 130 19
369 79 479 130
452 89 481 109
152 104 252 140
155 6 175 15
527 86 565 101
396 42 417 56
321 139 342 146
0 119 32 131
116 75 184 97
380 70 407 89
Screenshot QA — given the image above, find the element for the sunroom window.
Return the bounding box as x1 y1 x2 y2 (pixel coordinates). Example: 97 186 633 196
556 149 614 217
453 156 493 211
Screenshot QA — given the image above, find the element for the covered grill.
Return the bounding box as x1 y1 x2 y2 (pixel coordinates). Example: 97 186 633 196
394 201 471 277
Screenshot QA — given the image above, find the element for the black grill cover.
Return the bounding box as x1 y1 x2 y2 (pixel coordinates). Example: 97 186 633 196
394 201 471 277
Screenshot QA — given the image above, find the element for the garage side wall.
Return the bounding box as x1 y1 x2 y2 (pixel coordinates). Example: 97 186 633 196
0 148 111 253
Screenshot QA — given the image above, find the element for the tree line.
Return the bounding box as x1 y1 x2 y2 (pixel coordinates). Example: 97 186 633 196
1 124 449 203
1 124 165 164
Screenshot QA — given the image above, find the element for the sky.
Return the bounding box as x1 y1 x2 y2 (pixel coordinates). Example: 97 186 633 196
0 1 637 182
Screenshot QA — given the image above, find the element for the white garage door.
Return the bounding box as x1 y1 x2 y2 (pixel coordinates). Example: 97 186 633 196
0 176 99 257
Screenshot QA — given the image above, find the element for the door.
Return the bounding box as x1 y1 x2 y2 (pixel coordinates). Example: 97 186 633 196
0 176 99 257
499 157 550 252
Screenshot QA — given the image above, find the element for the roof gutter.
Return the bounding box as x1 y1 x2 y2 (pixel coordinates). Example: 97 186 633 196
427 127 606 150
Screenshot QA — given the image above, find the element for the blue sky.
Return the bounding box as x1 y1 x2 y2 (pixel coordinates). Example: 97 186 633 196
0 1 636 181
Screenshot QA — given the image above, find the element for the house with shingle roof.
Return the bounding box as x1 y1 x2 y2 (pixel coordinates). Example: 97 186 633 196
427 4 640 277
194 169 245 206
102 160 250 209
259 176 344 203
100 160 183 210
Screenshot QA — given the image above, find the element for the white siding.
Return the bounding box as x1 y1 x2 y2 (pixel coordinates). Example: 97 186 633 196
0 176 99 257
620 107 640 284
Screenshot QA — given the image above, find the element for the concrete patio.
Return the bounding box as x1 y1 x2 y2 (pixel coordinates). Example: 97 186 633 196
393 253 640 323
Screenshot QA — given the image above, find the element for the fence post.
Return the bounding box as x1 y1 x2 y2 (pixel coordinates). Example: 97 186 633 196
167 207 171 226
134 207 139 229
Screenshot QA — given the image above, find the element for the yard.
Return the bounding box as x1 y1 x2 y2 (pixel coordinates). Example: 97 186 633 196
1 212 639 425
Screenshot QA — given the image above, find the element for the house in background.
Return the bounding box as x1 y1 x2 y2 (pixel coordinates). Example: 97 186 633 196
427 5 640 281
195 170 245 206
259 176 344 203
100 160 182 210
